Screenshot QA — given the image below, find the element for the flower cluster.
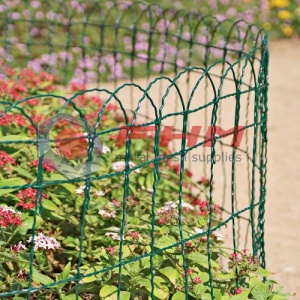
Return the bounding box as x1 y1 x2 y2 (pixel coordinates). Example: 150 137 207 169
16 188 48 210
127 231 139 239
0 112 26 127
0 59 57 101
0 206 22 227
75 185 86 194
27 232 60 251
30 159 56 172
191 198 220 216
98 208 116 219
11 241 27 253
265 0 300 37
157 201 178 226
0 151 16 170
105 228 122 241
228 249 260 276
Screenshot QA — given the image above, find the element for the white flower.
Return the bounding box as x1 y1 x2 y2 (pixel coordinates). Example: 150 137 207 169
141 186 153 193
101 145 111 154
157 200 195 215
27 232 60 251
75 185 86 194
164 201 177 209
213 230 225 242
112 161 140 173
0 206 20 215
98 209 116 218
104 227 124 240
193 227 204 235
177 200 194 211
105 232 120 240
95 190 105 196
157 201 177 214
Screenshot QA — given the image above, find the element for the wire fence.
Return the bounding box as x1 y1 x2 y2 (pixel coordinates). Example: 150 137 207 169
0 1 268 299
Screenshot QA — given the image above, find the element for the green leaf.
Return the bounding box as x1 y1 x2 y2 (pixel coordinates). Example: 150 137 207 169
42 199 60 212
138 278 169 299
270 295 289 300
31 267 54 285
146 173 154 188
81 265 104 283
158 266 178 286
11 166 33 179
119 292 130 300
230 289 250 300
197 216 208 227
0 252 29 263
128 183 137 194
38 81 51 89
257 268 272 277
61 295 82 300
155 235 176 249
160 226 169 234
251 282 271 300
56 262 71 285
198 271 210 283
188 252 220 269
0 135 30 142
213 289 222 300
99 285 130 300
172 292 185 300
19 215 44 235
216 271 236 280
85 214 99 225
49 174 75 193
0 177 26 196
99 285 118 298
249 277 261 289
194 284 208 295
138 176 145 187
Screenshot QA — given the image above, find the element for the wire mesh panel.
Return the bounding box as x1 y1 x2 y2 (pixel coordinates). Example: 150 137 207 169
0 1 269 299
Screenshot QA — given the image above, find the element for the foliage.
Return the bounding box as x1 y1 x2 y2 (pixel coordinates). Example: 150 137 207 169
0 62 290 299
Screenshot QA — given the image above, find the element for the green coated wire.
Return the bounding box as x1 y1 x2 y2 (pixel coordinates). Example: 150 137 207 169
0 1 268 298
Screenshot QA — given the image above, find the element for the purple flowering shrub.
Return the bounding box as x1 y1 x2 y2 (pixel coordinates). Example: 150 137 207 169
0 0 270 87
0 62 290 299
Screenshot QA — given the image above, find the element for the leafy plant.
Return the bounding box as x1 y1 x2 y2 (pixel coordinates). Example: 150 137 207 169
0 61 290 299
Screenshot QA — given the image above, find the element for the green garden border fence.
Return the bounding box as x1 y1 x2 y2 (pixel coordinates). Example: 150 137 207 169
0 1 269 299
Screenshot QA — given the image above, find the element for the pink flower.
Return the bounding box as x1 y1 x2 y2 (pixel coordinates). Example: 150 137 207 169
0 151 16 169
11 241 27 253
182 268 194 277
27 232 60 251
0 206 22 227
30 159 56 172
235 288 242 295
106 246 115 253
193 277 202 284
17 188 48 210
128 231 139 239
